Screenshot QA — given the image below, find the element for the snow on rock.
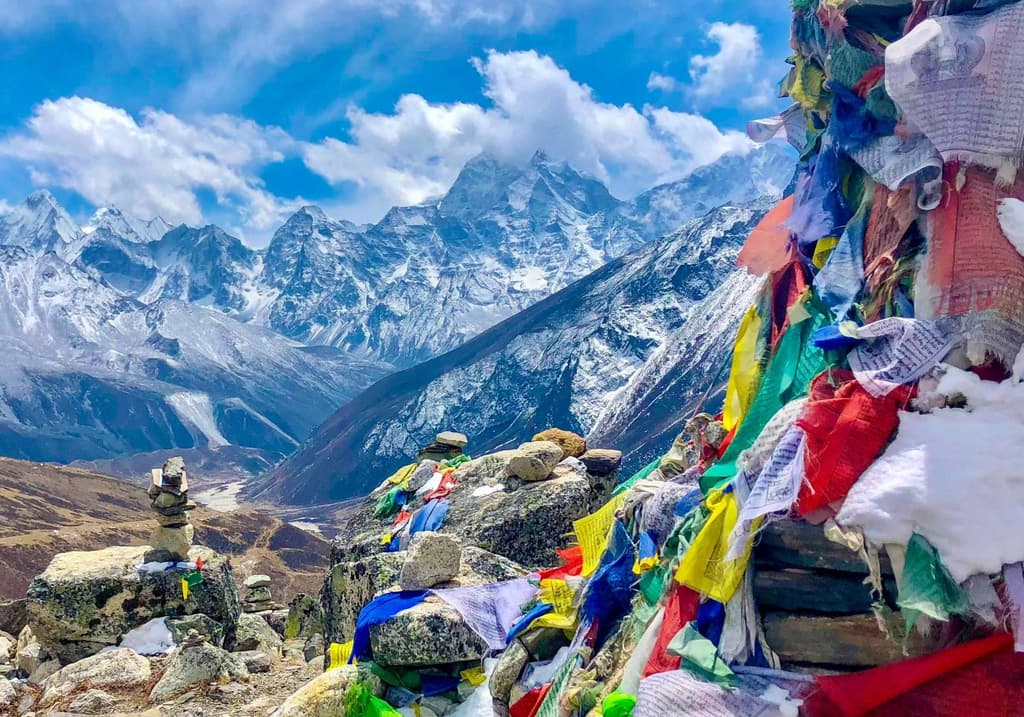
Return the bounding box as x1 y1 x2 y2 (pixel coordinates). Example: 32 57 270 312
837 362 1024 582
112 617 175 656
167 392 230 448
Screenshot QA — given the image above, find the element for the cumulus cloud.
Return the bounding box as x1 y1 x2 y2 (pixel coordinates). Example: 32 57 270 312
689 22 763 99
0 51 755 232
303 50 753 218
646 72 683 93
0 97 298 231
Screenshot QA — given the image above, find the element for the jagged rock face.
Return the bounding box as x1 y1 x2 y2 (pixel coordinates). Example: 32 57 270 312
25 545 239 663
255 201 769 505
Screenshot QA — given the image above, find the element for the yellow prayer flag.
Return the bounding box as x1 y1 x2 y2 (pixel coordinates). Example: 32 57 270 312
387 463 418 486
573 493 627 577
181 577 190 601
723 306 763 432
460 666 487 686
674 490 755 603
538 578 575 615
327 640 354 670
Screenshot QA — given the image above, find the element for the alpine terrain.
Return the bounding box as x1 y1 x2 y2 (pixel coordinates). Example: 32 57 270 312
0 144 792 469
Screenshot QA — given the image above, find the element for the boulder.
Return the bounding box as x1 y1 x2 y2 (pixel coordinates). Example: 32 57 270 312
369 599 489 667
403 460 440 496
489 638 529 703
236 649 273 673
322 551 405 645
68 688 116 714
0 631 14 662
166 614 225 648
0 600 28 638
41 648 151 704
16 625 49 676
579 449 623 476
444 473 600 567
149 642 249 703
532 429 587 459
436 431 469 449
232 613 282 656
263 608 290 637
399 532 461 590
271 665 383 717
26 545 239 663
322 547 526 646
284 593 324 640
507 441 563 482
29 658 60 684
519 627 567 661
148 524 194 562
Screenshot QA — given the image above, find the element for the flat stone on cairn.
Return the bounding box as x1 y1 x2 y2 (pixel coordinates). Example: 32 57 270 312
243 575 274 614
145 457 196 563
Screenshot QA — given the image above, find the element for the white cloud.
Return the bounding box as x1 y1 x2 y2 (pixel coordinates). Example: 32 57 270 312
0 51 755 232
689 22 764 101
647 72 683 93
303 50 753 219
0 198 11 215
0 97 299 232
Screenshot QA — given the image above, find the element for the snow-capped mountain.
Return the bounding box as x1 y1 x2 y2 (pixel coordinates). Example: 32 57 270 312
0 144 791 471
249 200 769 505
0 238 387 464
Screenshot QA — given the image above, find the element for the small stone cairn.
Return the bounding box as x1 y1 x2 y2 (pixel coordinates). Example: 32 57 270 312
243 575 273 614
145 457 196 562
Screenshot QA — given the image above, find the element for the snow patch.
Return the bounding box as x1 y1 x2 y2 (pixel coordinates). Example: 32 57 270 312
114 617 175 656
194 480 245 511
289 520 323 534
166 391 230 448
998 198 1024 257
837 361 1024 582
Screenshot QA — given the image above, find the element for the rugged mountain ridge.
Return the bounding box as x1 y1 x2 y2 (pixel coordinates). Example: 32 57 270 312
250 200 769 505
0 145 791 466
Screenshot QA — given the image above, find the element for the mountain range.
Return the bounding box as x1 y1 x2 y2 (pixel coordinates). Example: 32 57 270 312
0 144 791 478
251 200 768 504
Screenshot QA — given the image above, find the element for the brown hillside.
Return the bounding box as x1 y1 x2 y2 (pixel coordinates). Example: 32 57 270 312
0 457 329 601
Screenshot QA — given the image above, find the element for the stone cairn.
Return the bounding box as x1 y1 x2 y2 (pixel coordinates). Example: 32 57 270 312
243 575 273 614
417 431 468 463
145 456 196 562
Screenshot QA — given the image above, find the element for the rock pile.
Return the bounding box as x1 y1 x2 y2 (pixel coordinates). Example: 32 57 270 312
243 574 274 613
146 456 196 562
416 430 467 463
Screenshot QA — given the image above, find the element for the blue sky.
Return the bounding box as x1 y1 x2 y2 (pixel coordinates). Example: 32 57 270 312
0 1 791 244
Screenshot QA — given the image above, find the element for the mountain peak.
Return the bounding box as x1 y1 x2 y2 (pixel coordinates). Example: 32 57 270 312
0 190 80 251
82 205 170 244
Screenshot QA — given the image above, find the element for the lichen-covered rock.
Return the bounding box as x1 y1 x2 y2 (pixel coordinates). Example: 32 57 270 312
579 449 623 476
149 642 249 703
399 532 461 590
284 594 324 640
445 473 599 567
41 648 151 704
68 688 116 714
322 552 405 645
232 613 282 656
26 545 239 663
369 599 489 667
489 638 529 703
532 428 587 459
263 608 290 637
167 614 225 648
507 441 563 481
321 546 526 647
271 665 383 717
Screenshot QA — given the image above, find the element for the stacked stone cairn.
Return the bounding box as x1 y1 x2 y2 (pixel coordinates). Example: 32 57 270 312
145 456 196 562
416 431 467 463
243 575 274 614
